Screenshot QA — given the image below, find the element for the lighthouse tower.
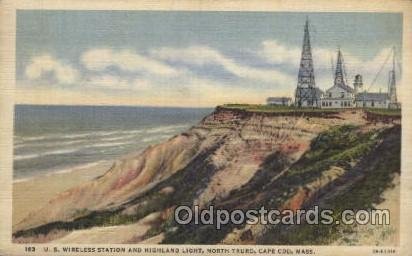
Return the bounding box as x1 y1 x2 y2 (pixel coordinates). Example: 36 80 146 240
353 74 363 94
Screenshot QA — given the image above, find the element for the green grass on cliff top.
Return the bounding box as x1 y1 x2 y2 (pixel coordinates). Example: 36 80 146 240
222 104 401 116
222 104 335 113
365 108 401 117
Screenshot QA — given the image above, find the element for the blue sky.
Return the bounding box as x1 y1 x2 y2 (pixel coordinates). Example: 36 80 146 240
16 11 402 106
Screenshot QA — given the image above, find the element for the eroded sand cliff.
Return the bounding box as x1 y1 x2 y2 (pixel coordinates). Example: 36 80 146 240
13 107 401 245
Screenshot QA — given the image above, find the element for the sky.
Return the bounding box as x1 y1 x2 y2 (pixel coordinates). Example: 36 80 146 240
16 11 402 107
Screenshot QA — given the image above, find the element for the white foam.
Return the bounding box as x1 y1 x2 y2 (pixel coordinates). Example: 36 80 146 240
16 128 152 148
14 138 87 150
14 153 40 161
14 126 186 161
15 130 134 148
86 141 129 148
48 161 107 176
62 133 93 139
13 160 109 183
121 129 144 135
22 135 47 141
13 177 31 183
20 130 120 142
15 139 131 161
14 144 25 149
146 124 188 134
94 129 145 137
14 148 79 161
99 134 136 142
94 131 119 136
61 129 142 139
142 137 158 142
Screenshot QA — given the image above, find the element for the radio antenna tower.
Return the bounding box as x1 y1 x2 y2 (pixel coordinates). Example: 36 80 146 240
295 18 319 107
388 47 400 109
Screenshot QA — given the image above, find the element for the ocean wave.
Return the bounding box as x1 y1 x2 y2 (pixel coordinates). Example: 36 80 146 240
14 125 188 161
91 129 145 137
22 135 47 141
47 161 108 176
86 141 131 148
141 134 171 143
99 134 137 142
121 129 145 135
14 144 25 149
94 131 120 136
14 160 110 183
19 133 90 142
14 125 179 149
17 129 146 144
15 139 87 150
14 148 80 161
53 131 121 139
142 137 158 142
62 133 94 139
14 137 24 144
44 139 87 147
15 140 131 161
13 177 31 183
145 124 189 134
14 153 41 161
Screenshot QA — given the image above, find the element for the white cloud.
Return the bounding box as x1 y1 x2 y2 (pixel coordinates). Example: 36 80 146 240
259 39 339 70
21 42 397 106
83 75 155 92
183 77 283 105
131 78 153 90
84 75 130 89
81 48 180 76
323 47 394 91
151 46 294 85
259 40 394 92
259 40 301 66
25 55 79 84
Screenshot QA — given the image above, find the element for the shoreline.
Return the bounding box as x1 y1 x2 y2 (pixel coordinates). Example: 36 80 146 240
13 161 110 184
12 160 113 227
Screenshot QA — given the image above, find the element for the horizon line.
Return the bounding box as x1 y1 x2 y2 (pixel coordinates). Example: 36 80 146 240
14 103 219 109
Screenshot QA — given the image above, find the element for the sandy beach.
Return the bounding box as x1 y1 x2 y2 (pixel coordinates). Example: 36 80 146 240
12 161 112 227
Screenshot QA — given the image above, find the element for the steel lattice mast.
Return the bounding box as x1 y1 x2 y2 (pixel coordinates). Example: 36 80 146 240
334 49 346 87
388 47 398 104
295 18 318 107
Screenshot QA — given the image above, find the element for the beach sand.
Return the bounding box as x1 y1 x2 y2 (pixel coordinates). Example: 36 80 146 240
12 161 113 227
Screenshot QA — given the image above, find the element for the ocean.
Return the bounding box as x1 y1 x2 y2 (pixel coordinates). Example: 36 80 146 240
13 105 212 181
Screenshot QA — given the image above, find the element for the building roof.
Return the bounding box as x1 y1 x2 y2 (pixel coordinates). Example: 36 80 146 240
326 84 354 94
339 84 355 93
355 92 389 101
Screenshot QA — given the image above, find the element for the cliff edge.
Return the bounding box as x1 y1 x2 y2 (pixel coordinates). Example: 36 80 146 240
13 107 401 245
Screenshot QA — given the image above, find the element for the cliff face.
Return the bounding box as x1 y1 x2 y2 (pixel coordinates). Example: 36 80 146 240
13 107 401 245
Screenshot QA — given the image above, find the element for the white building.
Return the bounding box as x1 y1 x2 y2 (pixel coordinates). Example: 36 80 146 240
355 92 389 108
321 49 355 108
321 85 355 108
352 70 391 108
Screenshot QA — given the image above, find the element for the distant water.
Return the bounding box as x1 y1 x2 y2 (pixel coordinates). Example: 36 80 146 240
13 105 213 181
